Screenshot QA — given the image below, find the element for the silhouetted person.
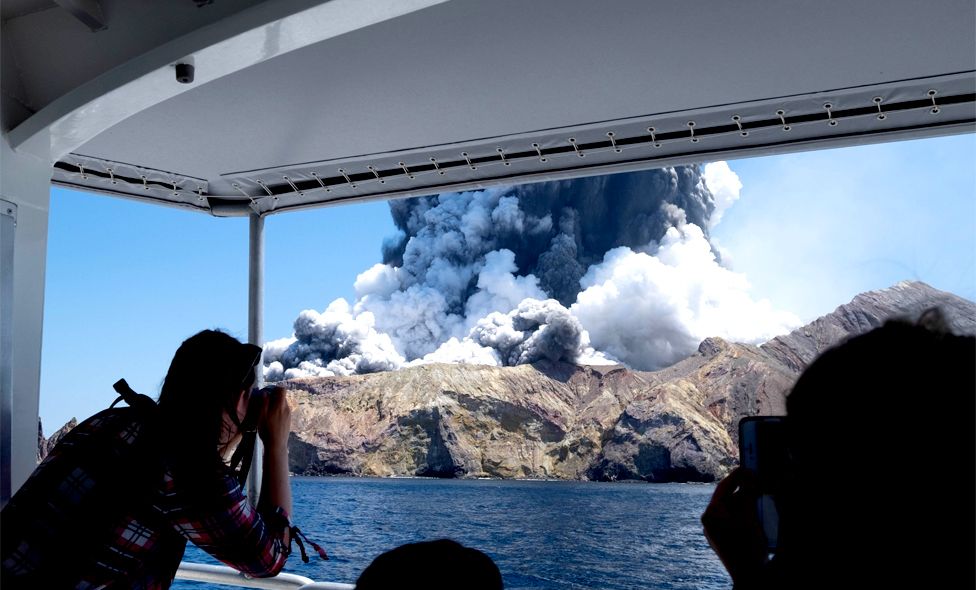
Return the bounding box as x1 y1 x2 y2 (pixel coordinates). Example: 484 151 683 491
356 539 504 590
702 312 975 589
2 329 296 588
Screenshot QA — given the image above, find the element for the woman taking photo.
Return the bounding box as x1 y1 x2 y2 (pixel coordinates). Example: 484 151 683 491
1 329 295 589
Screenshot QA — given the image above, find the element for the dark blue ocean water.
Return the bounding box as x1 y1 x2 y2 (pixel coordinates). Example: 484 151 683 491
175 477 732 590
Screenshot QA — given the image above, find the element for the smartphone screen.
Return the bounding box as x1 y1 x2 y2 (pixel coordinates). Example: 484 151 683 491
739 416 789 553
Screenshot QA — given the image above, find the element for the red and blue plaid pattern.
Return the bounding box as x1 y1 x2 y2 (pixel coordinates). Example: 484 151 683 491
1 408 290 588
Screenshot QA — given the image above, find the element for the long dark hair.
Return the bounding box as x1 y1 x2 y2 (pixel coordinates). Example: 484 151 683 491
157 330 260 481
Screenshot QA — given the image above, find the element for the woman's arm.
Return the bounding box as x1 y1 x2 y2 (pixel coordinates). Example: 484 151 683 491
258 386 292 529
167 387 294 578
167 470 291 578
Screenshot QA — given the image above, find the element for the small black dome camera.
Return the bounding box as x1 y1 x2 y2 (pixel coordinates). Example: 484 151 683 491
175 63 194 84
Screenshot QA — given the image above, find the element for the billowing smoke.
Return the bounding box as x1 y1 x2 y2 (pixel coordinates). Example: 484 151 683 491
263 163 799 379
382 165 716 307
422 298 612 367
263 300 404 381
571 204 799 369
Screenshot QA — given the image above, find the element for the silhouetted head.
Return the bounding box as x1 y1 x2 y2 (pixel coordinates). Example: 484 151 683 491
157 330 261 473
356 539 503 590
775 312 975 587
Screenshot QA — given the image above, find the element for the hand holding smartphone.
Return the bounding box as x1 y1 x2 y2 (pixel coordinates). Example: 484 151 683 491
739 416 789 553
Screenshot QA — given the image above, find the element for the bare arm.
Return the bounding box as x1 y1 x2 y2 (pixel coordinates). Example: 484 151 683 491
258 386 293 524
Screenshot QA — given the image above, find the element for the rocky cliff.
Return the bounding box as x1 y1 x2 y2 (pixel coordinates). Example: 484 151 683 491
285 337 798 482
286 361 647 479
761 281 975 373
37 417 78 462
286 281 974 482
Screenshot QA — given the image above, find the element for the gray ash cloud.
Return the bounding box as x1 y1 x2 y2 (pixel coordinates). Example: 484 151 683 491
382 167 716 306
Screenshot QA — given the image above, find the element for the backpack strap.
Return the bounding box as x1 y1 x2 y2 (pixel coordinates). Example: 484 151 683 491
228 430 257 486
111 379 158 414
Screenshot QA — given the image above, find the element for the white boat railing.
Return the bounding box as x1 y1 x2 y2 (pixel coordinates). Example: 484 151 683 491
175 562 355 590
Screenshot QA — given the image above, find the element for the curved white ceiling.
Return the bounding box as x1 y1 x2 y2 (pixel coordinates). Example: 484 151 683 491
6 0 975 215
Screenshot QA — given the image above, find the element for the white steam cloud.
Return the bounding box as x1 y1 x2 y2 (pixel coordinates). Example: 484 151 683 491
572 205 799 370
702 161 743 228
264 163 799 379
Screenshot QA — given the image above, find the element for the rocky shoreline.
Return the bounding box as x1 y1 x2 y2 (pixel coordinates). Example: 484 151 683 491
281 281 974 482
282 338 794 483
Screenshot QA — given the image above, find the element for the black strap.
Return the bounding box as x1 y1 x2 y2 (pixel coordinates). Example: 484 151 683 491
110 377 258 486
228 431 257 487
111 379 158 414
291 525 329 562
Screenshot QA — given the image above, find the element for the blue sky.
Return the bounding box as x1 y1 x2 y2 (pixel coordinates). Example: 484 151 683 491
39 134 975 431
713 134 976 319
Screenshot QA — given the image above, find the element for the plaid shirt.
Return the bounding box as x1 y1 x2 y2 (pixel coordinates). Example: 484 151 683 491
1 407 290 589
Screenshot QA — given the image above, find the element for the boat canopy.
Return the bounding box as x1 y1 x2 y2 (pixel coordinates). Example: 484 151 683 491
3 0 974 216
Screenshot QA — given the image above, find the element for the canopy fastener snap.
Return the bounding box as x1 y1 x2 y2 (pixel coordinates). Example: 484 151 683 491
338 168 357 188
368 165 386 183
928 89 940 114
283 175 303 196
532 143 547 162
872 97 887 121
776 110 792 132
823 103 838 126
310 172 331 192
732 115 748 137
398 162 414 179
647 127 661 148
255 180 274 198
569 137 584 157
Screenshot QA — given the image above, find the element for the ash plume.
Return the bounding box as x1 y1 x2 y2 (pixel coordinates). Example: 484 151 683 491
264 163 799 379
382 166 717 306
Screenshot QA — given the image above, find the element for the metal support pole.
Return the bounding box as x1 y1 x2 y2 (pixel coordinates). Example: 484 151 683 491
0 135 50 503
246 213 264 503
1 200 17 508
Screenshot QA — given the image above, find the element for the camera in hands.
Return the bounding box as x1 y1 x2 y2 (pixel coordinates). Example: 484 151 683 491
739 416 790 553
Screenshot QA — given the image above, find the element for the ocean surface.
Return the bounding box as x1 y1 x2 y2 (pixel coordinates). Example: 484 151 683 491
174 477 732 590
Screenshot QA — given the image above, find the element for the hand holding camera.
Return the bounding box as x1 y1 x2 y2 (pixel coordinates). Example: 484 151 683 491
259 385 292 450
702 416 790 586
702 467 766 585
242 385 292 450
